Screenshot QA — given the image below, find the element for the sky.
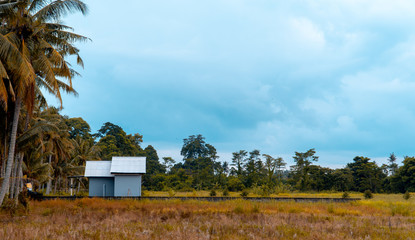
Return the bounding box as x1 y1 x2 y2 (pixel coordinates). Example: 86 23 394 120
50 0 415 168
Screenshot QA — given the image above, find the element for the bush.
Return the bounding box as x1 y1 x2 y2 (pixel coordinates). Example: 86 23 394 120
363 190 373 199
342 192 350 199
209 190 216 197
1 198 17 216
168 188 176 197
240 189 249 197
222 189 229 197
403 191 411 200
227 177 245 192
260 185 271 197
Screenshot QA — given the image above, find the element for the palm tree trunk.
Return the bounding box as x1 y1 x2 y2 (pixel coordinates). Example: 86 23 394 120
13 153 24 201
9 154 18 199
45 155 52 195
53 175 59 194
1 135 7 178
13 116 29 201
0 96 22 206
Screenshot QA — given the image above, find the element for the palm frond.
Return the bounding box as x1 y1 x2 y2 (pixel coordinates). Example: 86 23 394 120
56 77 77 96
44 22 74 31
0 0 18 11
33 0 88 21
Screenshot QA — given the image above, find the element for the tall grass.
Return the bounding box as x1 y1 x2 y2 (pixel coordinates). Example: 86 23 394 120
1 196 415 239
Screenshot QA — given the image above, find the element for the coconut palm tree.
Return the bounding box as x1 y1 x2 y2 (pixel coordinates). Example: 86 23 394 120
41 108 74 194
0 0 88 205
71 137 100 166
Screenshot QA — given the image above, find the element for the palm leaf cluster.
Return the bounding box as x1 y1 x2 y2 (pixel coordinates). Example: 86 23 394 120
0 0 88 205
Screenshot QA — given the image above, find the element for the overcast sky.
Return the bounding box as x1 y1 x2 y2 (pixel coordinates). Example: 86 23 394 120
51 0 415 167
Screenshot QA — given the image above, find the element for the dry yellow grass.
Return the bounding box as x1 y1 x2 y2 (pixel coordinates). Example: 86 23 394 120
1 195 415 240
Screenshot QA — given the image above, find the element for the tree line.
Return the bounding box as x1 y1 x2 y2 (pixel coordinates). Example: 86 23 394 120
3 105 414 202
144 135 415 195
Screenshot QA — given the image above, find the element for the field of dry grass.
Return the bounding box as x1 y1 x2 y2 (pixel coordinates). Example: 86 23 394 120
1 194 415 239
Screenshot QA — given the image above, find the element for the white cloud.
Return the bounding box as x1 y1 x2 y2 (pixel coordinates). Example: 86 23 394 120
289 17 326 51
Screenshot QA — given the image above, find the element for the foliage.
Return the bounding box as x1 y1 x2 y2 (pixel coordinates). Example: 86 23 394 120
230 150 247 177
181 134 216 160
4 109 415 199
364 190 373 199
240 189 249 197
403 191 411 200
0 0 88 206
209 189 216 197
227 176 245 191
143 145 166 190
342 192 350 199
390 156 415 193
66 117 92 140
347 156 386 192
95 122 144 160
290 149 318 191
387 153 398 176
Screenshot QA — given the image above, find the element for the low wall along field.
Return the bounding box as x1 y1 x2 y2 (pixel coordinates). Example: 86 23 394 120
1 194 415 239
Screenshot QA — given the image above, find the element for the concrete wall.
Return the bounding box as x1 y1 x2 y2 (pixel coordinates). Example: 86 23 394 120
114 175 142 197
89 177 114 197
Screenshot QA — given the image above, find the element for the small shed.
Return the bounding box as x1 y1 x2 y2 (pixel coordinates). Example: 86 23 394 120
84 156 146 197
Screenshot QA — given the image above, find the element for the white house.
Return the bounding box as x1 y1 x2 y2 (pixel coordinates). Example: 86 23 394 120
84 156 146 197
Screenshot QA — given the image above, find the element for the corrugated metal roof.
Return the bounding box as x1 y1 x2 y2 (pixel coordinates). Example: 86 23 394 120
84 161 112 177
110 156 146 174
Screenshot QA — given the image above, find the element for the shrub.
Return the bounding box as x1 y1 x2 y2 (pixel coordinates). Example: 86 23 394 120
168 188 176 197
209 190 217 197
222 189 229 197
364 190 373 199
342 192 350 199
1 198 17 216
260 185 271 197
403 191 411 200
227 177 245 191
240 189 249 197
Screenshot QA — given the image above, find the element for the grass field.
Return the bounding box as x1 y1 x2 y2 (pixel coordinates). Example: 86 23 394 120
1 193 415 239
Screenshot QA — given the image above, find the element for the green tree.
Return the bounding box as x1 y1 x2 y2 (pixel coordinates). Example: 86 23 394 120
142 145 165 190
66 117 92 140
308 166 334 191
95 122 143 160
243 150 263 188
346 156 386 192
290 148 318 191
387 153 398 176
144 145 164 174
71 137 100 166
262 154 285 187
41 108 74 194
332 168 354 192
180 134 210 159
391 156 415 193
162 157 176 174
180 134 218 189
231 150 247 177
227 176 245 191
